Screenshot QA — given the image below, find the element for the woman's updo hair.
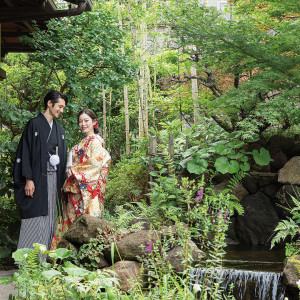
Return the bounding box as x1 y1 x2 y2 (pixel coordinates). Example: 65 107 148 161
77 109 99 134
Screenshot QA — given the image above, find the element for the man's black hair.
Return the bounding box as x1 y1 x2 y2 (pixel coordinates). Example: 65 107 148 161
43 90 68 110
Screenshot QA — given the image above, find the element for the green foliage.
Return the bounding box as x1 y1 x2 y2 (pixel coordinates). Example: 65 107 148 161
166 0 300 136
180 119 272 175
4 244 120 299
21 3 134 92
271 195 300 257
105 157 147 209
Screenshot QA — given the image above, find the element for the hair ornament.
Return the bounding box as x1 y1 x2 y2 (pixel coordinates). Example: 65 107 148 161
93 119 99 130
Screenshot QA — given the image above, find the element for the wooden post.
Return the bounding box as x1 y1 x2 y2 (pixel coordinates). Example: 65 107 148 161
168 134 174 175
118 2 130 154
102 86 106 143
191 65 199 125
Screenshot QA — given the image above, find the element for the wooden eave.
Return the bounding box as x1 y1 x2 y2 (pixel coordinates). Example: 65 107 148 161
0 0 92 80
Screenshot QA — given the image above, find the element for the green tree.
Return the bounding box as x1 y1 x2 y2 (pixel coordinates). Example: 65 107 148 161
165 0 300 138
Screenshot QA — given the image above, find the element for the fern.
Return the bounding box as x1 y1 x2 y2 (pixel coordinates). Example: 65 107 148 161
227 171 246 191
25 248 40 276
271 218 300 249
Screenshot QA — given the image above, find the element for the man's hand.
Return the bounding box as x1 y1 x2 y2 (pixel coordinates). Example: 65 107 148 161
25 179 35 197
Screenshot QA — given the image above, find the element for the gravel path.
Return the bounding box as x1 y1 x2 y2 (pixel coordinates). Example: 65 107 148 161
0 270 17 300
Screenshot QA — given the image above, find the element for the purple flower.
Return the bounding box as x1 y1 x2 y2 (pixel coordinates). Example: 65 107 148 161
217 211 222 216
145 240 153 253
196 189 204 202
224 213 228 217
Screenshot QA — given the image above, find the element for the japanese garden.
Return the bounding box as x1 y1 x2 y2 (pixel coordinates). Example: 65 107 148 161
0 0 299 299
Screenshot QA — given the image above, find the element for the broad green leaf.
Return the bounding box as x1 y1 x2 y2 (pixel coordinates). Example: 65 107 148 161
12 248 31 262
240 162 250 171
187 157 208 174
252 148 273 166
228 141 244 149
228 160 240 174
63 267 90 277
214 157 229 174
50 248 72 260
41 270 62 280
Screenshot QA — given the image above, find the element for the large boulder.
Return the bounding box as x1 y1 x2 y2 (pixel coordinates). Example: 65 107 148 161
104 230 161 263
128 218 156 230
63 214 115 245
278 157 300 185
57 236 78 252
105 261 144 292
166 240 206 273
242 176 258 194
235 192 279 246
268 135 295 155
160 223 188 239
283 255 300 289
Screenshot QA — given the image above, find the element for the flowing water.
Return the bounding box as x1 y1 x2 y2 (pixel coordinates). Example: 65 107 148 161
191 246 287 299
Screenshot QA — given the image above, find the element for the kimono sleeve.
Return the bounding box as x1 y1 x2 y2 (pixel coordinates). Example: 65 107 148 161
70 139 110 184
14 121 35 183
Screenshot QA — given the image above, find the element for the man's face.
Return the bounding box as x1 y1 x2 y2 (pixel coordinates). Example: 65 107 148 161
48 98 66 119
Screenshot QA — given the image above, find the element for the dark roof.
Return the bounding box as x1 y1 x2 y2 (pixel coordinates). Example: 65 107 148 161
0 0 92 57
0 0 92 79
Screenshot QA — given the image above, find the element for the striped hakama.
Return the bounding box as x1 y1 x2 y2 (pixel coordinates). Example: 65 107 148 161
17 164 57 250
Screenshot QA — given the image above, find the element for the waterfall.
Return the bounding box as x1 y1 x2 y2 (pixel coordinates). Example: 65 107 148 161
191 268 286 300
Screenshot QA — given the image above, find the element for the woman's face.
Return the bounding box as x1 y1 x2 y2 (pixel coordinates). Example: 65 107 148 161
78 113 96 136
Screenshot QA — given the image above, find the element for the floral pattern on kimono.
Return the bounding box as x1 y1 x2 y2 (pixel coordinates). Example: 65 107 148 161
62 134 111 226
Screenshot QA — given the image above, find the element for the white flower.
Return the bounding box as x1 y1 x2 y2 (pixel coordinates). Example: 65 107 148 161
24 254 28 258
38 245 47 253
62 135 64 139
16 158 21 163
193 284 201 292
35 132 38 136
296 279 300 287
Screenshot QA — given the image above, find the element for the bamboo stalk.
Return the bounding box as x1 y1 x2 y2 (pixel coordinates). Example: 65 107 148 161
102 86 106 144
118 1 130 154
191 65 199 125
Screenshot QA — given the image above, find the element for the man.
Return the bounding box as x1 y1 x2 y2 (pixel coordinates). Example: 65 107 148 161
14 90 68 250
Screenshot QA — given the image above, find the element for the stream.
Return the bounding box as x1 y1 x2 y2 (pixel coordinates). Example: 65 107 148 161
191 246 288 299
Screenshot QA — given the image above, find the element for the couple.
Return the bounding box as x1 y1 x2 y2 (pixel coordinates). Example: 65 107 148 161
14 90 111 251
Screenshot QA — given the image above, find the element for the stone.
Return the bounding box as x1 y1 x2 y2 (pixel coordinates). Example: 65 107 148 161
289 142 300 157
160 223 188 239
283 255 300 289
214 181 248 202
226 217 238 243
81 253 110 269
268 135 295 154
64 214 115 245
56 237 78 252
104 230 161 263
263 183 280 198
166 240 206 273
278 156 300 185
242 176 258 194
128 218 154 230
275 185 300 218
270 150 288 172
235 192 279 246
105 261 144 292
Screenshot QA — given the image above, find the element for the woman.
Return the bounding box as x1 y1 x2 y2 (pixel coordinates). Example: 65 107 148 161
62 109 111 226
